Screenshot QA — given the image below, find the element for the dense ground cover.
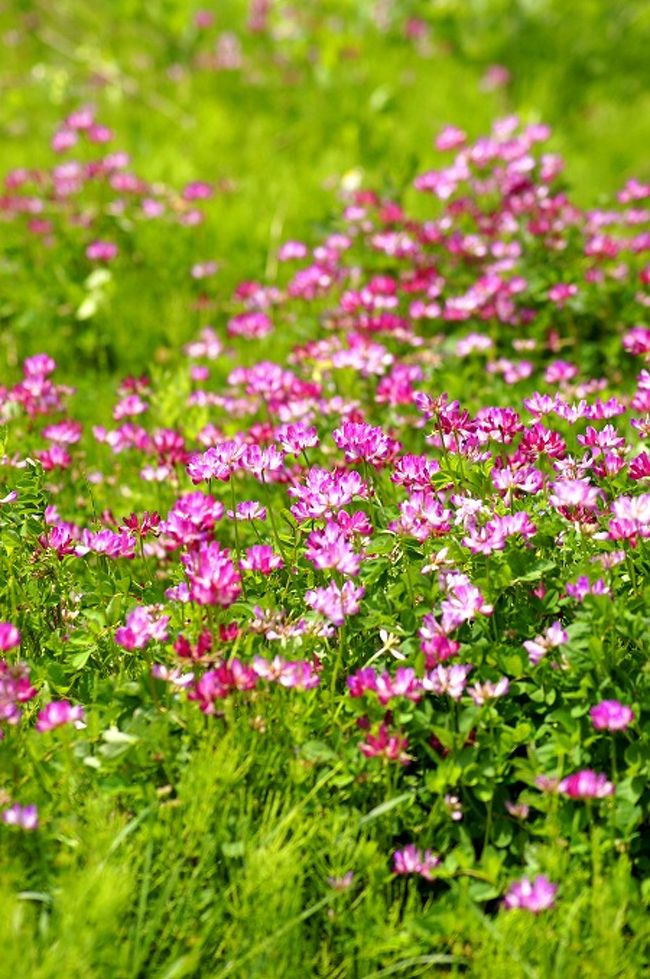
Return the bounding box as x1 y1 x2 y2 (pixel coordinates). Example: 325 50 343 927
1 3 650 978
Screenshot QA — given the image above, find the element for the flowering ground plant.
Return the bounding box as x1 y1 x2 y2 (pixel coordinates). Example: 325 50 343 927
1 60 650 979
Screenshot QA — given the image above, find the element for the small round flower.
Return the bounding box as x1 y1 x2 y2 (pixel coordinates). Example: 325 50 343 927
590 700 634 731
86 240 118 262
558 769 614 799
35 700 86 732
503 875 557 913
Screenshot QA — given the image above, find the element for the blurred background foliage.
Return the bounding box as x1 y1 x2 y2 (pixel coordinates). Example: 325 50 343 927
2 0 649 196
0 0 649 392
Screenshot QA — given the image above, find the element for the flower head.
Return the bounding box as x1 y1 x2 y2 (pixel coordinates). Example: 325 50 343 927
503 875 557 913
590 700 634 731
35 700 85 732
558 769 615 799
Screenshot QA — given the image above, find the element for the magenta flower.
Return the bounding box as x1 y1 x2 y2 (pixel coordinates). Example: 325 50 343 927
0 661 36 730
289 467 368 522
182 180 213 201
590 700 634 731
418 614 460 667
503 875 557 913
558 769 615 799
332 421 400 467
86 240 118 262
565 576 610 602
194 9 215 29
305 524 361 576
390 490 451 541
240 444 285 481
115 605 170 651
181 541 242 607
0 623 21 652
359 723 410 765
2 804 39 830
275 422 319 455
161 491 224 549
35 700 85 732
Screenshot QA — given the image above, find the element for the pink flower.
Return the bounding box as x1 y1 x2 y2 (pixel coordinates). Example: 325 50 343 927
194 9 215 29
549 479 602 511
187 440 246 483
240 545 283 574
0 623 21 652
181 542 242 607
565 576 610 602
435 125 466 151
590 700 634 731
305 581 365 626
86 240 118 262
42 420 83 444
2 804 39 830
623 325 650 356
373 668 423 706
503 875 557 913
390 490 451 542
548 283 578 305
191 260 218 280
418 613 460 667
275 422 319 455
75 529 136 559
35 700 85 732
305 524 361 576
241 444 285 481
629 452 650 480
289 467 368 522
332 421 400 467
0 661 36 730
182 181 213 201
228 311 273 339
524 621 567 665
278 240 308 261
115 605 170 650
161 492 224 549
52 128 77 152
393 844 440 879
505 801 530 820
468 677 509 705
327 871 354 891
440 582 493 633
359 723 410 765
558 769 615 799
423 664 472 700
